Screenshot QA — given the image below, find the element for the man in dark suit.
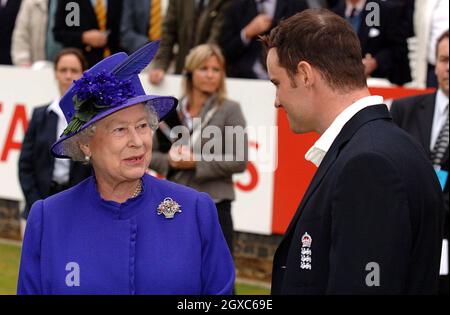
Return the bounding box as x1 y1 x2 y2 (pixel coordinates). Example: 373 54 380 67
263 9 443 294
0 0 22 64
19 48 91 221
148 0 231 85
53 0 123 67
390 30 449 295
333 0 411 85
219 0 307 79
120 0 163 54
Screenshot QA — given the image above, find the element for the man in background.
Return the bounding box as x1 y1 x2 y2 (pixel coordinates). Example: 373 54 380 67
53 0 123 67
219 0 307 79
391 30 449 295
148 0 231 85
120 0 164 54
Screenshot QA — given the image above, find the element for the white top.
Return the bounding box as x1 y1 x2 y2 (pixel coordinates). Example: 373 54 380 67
427 0 449 65
305 95 384 167
47 99 71 185
430 89 449 151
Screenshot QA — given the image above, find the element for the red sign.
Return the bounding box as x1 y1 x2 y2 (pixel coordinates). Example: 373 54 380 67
1 103 29 162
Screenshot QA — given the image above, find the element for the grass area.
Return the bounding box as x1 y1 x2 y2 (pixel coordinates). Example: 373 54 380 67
0 242 270 295
0 242 21 295
235 282 270 295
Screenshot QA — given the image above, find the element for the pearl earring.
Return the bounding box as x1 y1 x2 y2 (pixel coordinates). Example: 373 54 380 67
85 155 90 162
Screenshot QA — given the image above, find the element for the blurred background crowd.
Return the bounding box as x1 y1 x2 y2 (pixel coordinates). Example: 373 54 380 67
0 0 446 88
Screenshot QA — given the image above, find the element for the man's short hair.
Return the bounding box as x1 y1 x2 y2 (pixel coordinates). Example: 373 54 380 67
261 9 367 91
436 29 449 58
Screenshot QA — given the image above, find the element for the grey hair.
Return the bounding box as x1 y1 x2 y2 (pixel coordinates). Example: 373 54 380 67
62 103 160 162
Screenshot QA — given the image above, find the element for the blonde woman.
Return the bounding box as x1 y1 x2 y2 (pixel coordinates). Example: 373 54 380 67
151 44 248 263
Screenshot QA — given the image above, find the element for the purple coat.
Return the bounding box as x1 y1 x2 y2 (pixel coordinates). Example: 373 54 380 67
17 174 234 294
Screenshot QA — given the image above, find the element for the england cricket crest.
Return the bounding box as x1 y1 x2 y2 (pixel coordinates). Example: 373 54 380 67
300 232 312 270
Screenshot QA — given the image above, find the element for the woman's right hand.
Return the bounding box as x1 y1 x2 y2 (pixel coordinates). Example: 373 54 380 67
168 145 196 169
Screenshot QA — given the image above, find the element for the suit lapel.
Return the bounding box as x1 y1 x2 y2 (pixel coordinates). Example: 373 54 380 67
85 0 99 29
281 105 392 241
47 110 59 145
107 0 120 29
416 93 436 154
43 109 58 179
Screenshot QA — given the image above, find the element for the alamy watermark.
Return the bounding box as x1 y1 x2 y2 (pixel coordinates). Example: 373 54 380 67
365 262 380 287
165 119 278 173
65 262 80 287
365 2 380 27
65 2 80 27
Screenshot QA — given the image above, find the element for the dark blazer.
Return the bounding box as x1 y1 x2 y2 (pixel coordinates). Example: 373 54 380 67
390 93 449 295
333 0 411 85
18 105 91 219
120 0 152 54
272 105 444 294
219 0 307 79
0 0 22 64
53 0 123 67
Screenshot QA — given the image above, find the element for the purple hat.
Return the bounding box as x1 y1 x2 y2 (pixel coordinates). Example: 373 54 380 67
51 41 177 159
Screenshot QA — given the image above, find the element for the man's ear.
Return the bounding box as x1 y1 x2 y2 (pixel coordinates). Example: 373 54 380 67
297 61 315 87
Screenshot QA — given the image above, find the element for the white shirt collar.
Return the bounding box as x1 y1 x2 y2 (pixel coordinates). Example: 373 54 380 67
305 95 384 167
46 98 66 121
177 97 194 131
436 89 449 115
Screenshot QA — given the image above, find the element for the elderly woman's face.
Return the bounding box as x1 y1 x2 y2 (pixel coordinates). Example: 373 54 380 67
84 104 153 182
192 55 223 95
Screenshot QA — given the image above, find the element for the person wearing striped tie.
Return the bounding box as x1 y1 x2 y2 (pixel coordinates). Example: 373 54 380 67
148 0 232 86
391 30 449 295
54 0 123 67
120 0 163 54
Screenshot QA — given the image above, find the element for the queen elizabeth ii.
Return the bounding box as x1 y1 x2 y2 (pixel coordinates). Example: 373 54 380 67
17 42 235 295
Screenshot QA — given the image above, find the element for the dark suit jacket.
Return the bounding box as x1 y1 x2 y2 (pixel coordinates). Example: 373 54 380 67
272 105 444 294
333 0 411 85
18 105 91 219
53 0 123 67
219 0 307 79
120 0 152 54
0 0 22 64
391 93 449 295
